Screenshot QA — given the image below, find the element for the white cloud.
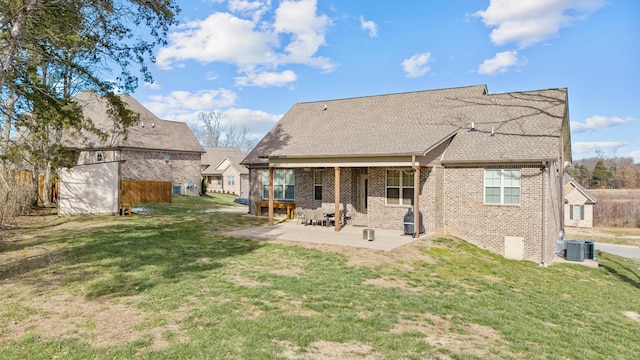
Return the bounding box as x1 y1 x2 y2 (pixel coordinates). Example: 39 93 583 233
156 12 278 70
477 50 520 75
225 108 282 139
627 150 640 163
235 70 297 87
273 0 334 71
571 115 634 133
474 0 605 48
157 0 335 84
143 81 160 90
360 16 378 38
144 89 239 122
401 52 431 78
572 141 629 156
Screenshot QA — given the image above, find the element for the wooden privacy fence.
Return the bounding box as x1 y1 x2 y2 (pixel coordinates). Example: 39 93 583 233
121 180 172 205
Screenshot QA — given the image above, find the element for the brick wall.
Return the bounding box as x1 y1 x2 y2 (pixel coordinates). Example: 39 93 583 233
442 165 560 262
76 149 202 196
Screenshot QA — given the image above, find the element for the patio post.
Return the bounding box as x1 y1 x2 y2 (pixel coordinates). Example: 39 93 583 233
334 166 341 232
268 167 274 226
414 165 420 238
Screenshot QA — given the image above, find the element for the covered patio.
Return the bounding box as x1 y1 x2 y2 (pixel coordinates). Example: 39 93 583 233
224 220 426 251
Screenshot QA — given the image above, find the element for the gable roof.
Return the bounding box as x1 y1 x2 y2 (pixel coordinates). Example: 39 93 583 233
243 85 570 166
564 174 597 204
201 147 248 175
64 90 204 154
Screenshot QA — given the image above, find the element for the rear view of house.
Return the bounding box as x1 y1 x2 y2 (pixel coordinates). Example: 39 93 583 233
242 85 572 264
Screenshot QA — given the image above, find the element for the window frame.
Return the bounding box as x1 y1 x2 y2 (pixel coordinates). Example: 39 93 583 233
385 169 414 206
262 169 295 201
313 169 323 201
570 204 585 220
164 154 170 165
484 169 521 205
227 175 235 186
96 152 103 162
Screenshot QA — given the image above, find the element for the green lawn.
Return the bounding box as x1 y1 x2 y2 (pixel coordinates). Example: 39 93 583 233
1 195 639 359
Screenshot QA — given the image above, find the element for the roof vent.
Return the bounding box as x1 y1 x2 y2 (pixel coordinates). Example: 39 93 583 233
470 122 476 131
152 122 155 128
323 104 327 111
141 122 144 128
491 127 495 136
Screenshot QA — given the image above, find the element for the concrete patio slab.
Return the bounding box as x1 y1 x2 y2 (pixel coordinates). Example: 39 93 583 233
224 220 425 251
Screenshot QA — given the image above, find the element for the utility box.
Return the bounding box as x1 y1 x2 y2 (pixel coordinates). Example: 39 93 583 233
584 241 595 260
565 240 585 262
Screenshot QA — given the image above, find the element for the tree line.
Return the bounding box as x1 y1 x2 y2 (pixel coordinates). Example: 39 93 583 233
565 153 640 189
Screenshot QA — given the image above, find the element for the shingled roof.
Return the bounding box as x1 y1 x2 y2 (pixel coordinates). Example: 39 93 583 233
202 147 248 175
243 85 570 166
65 90 204 154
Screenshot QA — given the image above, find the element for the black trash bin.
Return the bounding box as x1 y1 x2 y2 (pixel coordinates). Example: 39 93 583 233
403 208 425 235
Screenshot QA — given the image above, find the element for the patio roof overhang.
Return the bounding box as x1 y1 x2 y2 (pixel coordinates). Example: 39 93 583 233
266 154 420 168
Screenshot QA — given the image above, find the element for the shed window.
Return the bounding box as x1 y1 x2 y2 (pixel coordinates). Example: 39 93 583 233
96 152 103 162
386 169 414 206
484 169 520 205
164 155 170 165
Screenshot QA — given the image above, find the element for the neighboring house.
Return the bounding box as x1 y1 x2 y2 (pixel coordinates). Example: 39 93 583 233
242 85 572 264
201 147 249 197
564 174 597 228
64 90 205 196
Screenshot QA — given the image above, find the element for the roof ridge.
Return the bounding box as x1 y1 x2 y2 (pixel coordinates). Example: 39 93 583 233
296 84 488 105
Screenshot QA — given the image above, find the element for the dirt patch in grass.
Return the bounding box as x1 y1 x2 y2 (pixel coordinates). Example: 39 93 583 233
279 340 377 359
393 313 510 359
623 311 640 323
364 276 421 293
0 279 188 350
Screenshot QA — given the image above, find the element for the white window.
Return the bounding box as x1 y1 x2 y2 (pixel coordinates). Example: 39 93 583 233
216 176 222 185
96 152 103 162
164 155 170 165
228 175 235 186
263 169 295 200
484 169 521 205
386 169 414 206
570 205 584 220
314 170 322 201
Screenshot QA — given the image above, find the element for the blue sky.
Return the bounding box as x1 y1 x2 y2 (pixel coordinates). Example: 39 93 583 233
133 0 639 162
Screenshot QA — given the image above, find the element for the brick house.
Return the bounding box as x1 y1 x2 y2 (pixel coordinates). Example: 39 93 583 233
242 85 572 264
65 90 205 195
564 174 597 228
201 147 249 197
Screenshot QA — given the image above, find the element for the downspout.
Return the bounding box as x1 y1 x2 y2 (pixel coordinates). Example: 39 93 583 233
412 155 420 238
540 162 547 267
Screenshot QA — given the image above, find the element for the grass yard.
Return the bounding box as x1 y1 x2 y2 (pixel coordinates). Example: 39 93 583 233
1 195 639 359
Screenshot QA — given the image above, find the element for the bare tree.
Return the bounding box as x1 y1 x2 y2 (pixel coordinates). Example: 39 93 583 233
191 110 257 153
192 110 225 147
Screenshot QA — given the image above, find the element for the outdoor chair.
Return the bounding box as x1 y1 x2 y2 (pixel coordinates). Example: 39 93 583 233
314 208 327 226
295 207 306 224
303 208 315 226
